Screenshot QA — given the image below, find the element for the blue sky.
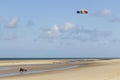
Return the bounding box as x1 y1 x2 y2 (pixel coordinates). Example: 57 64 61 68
0 0 120 58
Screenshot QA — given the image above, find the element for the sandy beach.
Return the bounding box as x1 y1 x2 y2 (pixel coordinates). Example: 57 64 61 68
0 59 120 80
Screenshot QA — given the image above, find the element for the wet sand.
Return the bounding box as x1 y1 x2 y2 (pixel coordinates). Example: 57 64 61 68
0 59 120 80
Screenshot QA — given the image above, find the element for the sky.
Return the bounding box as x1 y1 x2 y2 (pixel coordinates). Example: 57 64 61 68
0 0 120 58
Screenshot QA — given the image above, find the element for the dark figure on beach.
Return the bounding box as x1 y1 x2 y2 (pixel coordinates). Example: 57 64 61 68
19 68 27 72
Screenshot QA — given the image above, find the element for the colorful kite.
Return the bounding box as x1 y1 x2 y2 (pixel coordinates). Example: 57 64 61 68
76 10 88 14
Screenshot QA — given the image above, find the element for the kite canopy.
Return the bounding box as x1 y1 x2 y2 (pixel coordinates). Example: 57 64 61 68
77 10 88 14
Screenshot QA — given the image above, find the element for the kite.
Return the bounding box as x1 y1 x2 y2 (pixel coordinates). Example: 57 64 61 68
76 10 88 14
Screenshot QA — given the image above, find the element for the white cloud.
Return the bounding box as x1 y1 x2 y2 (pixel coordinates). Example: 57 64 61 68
60 27 112 42
26 20 34 27
0 19 3 25
36 22 112 43
61 22 75 31
47 25 60 38
100 9 111 16
110 17 120 23
47 22 75 38
95 9 111 16
1 35 16 40
7 17 19 28
0 29 17 40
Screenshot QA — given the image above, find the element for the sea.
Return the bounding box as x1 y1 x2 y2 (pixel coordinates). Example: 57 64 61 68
0 58 115 60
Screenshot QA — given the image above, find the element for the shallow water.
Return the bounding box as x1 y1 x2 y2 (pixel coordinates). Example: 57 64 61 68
0 66 14 70
0 65 81 77
0 59 86 77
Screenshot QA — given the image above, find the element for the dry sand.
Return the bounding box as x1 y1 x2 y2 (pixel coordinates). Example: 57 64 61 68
0 59 120 80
